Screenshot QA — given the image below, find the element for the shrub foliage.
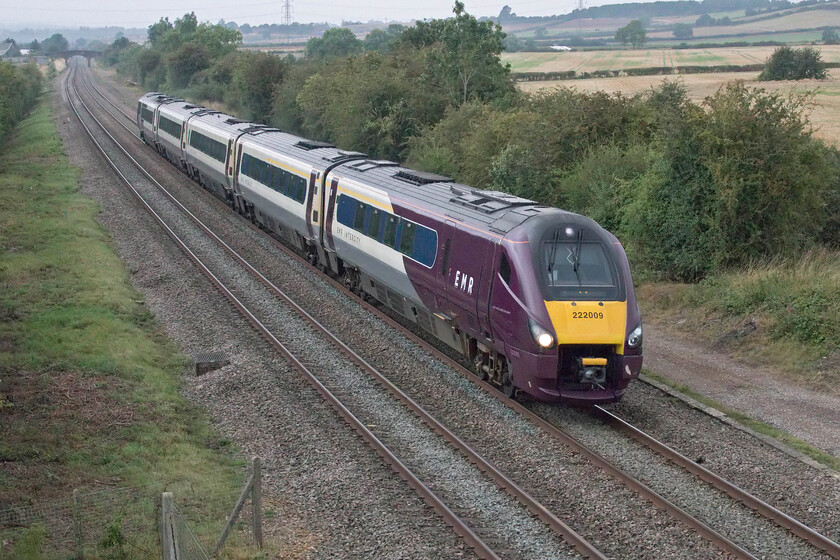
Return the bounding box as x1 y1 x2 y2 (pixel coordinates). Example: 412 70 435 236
759 46 827 80
102 6 840 283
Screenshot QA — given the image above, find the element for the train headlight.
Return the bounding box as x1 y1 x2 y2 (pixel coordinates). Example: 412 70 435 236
529 319 555 349
627 324 643 349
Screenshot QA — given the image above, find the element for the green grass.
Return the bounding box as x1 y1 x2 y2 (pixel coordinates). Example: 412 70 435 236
0 97 261 558
644 370 840 471
638 251 840 387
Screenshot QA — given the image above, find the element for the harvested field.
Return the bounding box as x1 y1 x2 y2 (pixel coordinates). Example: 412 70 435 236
518 70 840 145
648 8 840 38
504 44 840 73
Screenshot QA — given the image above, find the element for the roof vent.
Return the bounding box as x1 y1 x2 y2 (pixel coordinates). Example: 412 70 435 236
394 170 453 186
295 139 335 150
225 117 247 125
348 160 399 172
323 150 366 163
449 189 535 214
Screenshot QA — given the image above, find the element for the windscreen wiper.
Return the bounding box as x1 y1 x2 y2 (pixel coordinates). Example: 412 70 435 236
547 227 561 276
573 229 583 286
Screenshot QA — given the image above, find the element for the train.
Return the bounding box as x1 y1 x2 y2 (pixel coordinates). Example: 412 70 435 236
137 91 643 404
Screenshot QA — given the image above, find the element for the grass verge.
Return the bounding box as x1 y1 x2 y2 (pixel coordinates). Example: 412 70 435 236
638 251 840 389
0 97 261 558
643 370 840 472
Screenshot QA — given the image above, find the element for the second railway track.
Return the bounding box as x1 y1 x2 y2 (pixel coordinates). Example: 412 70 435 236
70 59 840 560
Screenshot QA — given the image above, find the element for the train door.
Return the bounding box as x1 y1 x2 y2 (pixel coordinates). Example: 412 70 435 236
225 139 234 190
305 169 320 241
442 222 490 337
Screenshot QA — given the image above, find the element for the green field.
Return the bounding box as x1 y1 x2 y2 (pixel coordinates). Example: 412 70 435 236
0 97 257 558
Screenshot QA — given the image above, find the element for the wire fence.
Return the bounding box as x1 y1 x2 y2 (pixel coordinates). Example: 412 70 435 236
1 460 263 559
0 486 158 559
168 502 212 560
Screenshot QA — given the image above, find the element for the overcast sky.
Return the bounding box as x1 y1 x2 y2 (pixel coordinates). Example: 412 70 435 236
2 0 599 30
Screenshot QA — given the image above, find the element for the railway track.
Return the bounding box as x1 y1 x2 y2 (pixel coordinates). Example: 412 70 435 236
72 59 840 560
66 59 598 560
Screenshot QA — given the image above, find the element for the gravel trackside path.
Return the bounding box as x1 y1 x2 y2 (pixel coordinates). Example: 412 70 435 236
56 69 474 560
77 65 840 560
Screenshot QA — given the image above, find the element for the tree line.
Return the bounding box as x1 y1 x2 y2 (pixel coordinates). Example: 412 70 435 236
104 2 840 282
0 61 43 139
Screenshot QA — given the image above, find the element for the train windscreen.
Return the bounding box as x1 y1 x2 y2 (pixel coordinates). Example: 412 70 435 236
542 228 619 300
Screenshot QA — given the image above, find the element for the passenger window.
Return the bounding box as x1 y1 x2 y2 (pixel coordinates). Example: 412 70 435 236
383 215 399 248
499 253 512 284
367 208 382 239
399 221 415 255
353 202 367 231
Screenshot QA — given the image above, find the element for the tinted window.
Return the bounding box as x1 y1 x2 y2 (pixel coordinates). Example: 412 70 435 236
366 208 382 239
353 202 367 231
399 221 415 255
241 153 307 204
189 131 226 163
334 195 437 266
158 115 182 139
383 215 399 248
499 253 511 284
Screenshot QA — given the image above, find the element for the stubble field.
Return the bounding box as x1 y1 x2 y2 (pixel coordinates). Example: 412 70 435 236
510 47 840 145
503 45 840 73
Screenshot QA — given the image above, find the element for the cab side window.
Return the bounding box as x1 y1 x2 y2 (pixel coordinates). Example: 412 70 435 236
499 252 512 285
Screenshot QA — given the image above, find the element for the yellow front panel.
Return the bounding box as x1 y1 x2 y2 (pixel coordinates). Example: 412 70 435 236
545 301 627 354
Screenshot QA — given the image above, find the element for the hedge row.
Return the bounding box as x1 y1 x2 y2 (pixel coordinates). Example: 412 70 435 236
513 61 840 82
0 61 43 139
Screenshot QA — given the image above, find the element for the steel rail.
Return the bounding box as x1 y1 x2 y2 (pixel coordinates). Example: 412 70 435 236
75 62 609 560
82 68 137 122
593 405 840 559
64 61 502 560
84 63 838 560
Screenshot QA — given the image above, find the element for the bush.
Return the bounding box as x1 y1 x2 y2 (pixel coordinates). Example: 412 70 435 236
0 61 43 139
623 82 837 280
759 46 827 80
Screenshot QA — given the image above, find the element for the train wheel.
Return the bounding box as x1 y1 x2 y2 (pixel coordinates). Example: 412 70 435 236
501 364 517 399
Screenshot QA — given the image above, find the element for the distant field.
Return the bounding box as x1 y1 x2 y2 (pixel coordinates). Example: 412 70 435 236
503 45 840 73
647 8 840 39
518 70 840 145
653 30 825 46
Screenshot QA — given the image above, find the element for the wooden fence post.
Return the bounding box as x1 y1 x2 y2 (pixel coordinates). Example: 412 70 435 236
160 492 176 560
252 457 263 549
73 489 83 560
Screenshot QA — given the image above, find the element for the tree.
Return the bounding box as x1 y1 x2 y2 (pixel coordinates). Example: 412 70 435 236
166 42 209 88
424 1 514 105
759 46 826 81
193 22 242 58
673 23 693 39
41 33 68 53
232 52 286 121
498 5 514 21
305 27 361 60
363 29 395 53
615 20 646 48
823 29 839 45
695 14 715 26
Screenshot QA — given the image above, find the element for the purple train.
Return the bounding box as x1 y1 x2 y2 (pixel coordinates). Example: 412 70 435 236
138 92 643 404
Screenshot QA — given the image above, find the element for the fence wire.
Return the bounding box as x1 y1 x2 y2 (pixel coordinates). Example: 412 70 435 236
1 486 157 559
169 503 211 560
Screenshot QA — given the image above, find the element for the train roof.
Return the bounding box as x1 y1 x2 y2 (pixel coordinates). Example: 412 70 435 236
157 100 208 120
330 159 565 236
189 110 264 137
240 128 366 171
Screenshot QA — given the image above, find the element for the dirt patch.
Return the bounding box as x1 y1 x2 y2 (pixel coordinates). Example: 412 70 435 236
0 369 137 505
